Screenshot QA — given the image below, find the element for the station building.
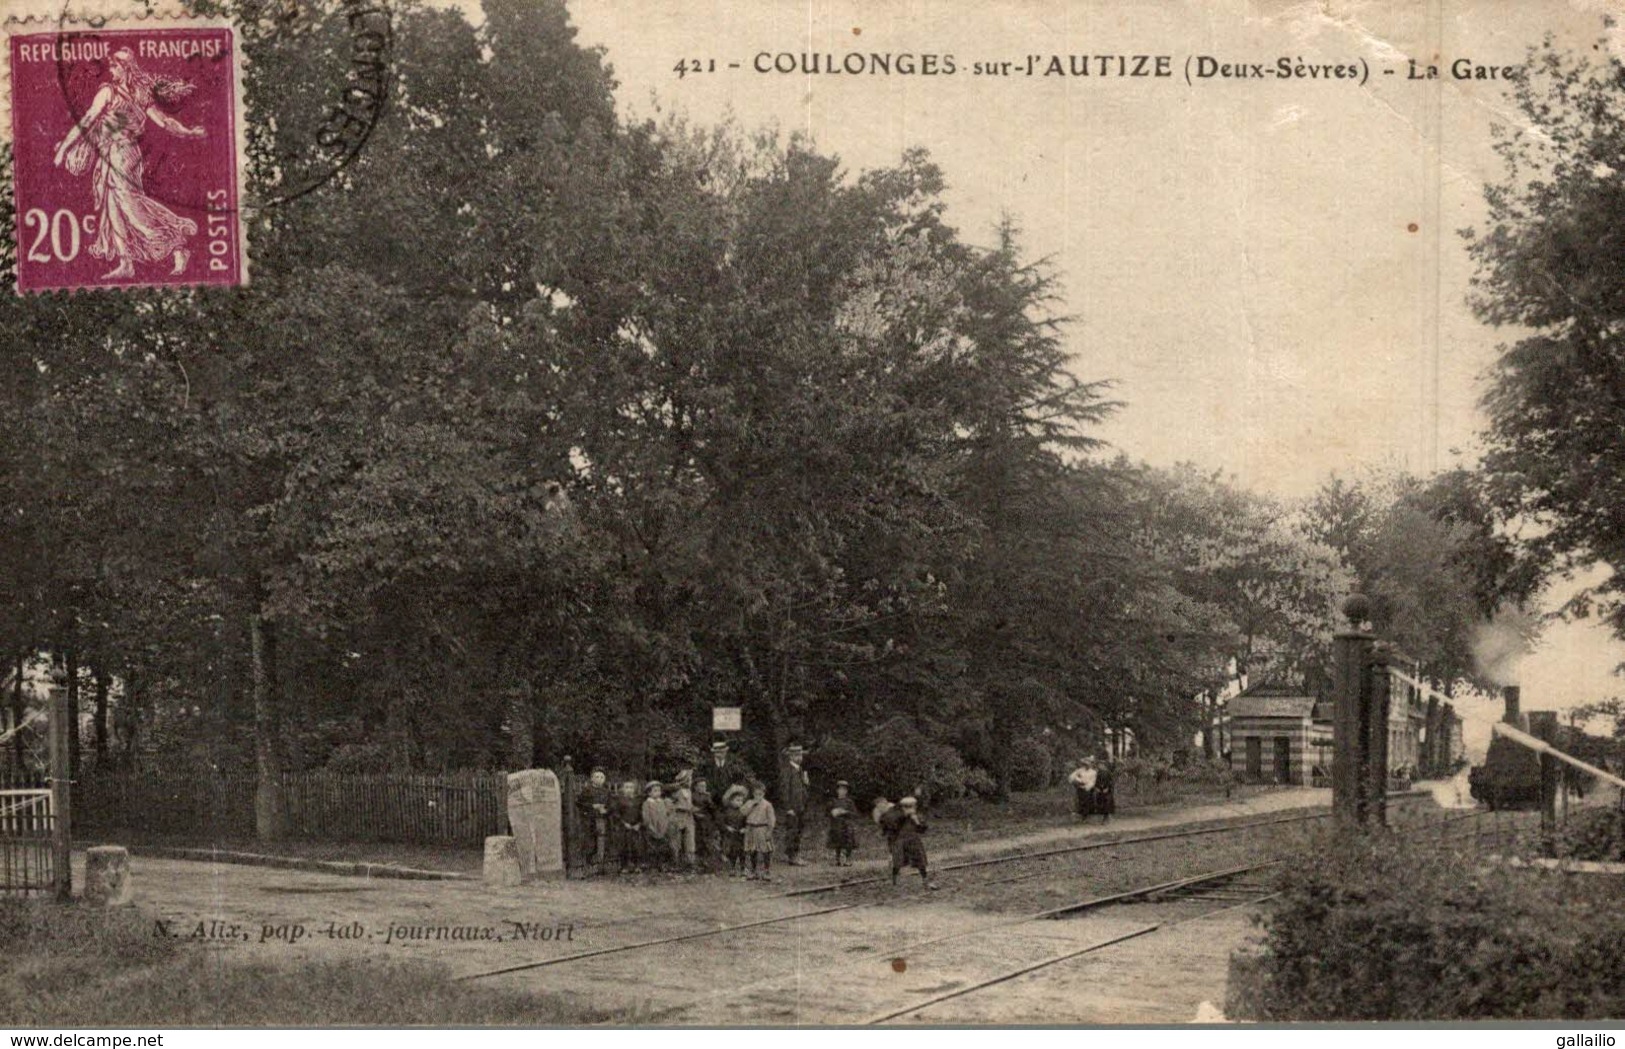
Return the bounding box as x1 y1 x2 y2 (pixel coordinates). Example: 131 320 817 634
1225 682 1330 786
1224 667 1464 786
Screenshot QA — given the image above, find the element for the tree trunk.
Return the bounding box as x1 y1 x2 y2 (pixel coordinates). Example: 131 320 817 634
251 613 285 842
509 681 535 770
115 667 139 767
92 665 110 762
11 653 24 766
991 701 1014 803
65 648 80 778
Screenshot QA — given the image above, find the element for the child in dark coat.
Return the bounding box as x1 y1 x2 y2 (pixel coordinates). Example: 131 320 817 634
826 780 859 866
721 784 748 876
612 780 643 874
879 796 937 889
692 777 716 868
579 767 613 874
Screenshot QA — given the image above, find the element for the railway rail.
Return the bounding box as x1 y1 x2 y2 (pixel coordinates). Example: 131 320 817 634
457 797 1449 986
864 808 1501 1024
862 864 1284 1024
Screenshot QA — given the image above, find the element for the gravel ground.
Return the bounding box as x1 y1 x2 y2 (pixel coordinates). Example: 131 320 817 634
65 787 1482 1024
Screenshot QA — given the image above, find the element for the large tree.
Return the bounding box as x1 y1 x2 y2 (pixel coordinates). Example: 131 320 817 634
1468 35 1625 634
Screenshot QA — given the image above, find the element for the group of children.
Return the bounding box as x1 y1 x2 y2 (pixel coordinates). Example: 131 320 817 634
575 751 931 887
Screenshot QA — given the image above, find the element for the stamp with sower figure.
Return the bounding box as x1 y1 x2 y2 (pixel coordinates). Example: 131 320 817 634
7 23 246 292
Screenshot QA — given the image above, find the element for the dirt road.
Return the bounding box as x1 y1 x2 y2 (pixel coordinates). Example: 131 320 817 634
75 787 1330 1023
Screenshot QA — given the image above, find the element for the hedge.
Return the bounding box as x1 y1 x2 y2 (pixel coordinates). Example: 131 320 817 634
1226 826 1625 1020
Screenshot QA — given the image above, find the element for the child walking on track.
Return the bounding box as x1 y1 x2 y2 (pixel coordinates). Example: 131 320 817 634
879 796 937 889
740 780 776 881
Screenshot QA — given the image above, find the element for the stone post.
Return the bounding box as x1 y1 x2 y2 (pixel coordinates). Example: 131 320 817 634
1365 645 1392 827
83 845 133 906
1332 595 1375 825
506 769 564 880
483 836 523 887
559 756 580 876
1527 710 1560 840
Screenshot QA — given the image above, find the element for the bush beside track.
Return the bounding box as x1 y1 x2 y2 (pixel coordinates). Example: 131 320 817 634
1226 820 1625 1020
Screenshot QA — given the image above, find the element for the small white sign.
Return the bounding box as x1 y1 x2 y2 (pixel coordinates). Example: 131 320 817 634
712 707 742 732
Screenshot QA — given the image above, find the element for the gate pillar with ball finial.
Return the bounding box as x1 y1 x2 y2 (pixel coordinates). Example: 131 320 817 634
1332 594 1382 826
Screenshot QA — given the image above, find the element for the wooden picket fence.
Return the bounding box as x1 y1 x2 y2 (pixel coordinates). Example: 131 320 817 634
0 769 53 895
75 768 509 846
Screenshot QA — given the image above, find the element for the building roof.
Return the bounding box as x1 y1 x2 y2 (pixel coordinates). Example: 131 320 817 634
1229 695 1316 719
1236 680 1313 697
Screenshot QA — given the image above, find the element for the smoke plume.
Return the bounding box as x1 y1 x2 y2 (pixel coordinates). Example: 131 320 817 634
1470 607 1539 687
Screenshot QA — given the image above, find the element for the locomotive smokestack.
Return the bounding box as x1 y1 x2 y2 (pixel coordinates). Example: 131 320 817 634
1502 685 1521 726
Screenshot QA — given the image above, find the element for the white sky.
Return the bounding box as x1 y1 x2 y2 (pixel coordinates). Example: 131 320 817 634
13 0 1624 717
563 0 1625 716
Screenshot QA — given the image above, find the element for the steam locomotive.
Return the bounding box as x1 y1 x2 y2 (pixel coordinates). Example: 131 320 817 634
1467 685 1543 811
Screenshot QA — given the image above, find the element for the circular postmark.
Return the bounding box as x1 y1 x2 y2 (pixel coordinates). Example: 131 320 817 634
45 0 391 213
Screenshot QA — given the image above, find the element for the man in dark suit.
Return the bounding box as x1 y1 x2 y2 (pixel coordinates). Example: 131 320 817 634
707 739 750 796
780 741 810 865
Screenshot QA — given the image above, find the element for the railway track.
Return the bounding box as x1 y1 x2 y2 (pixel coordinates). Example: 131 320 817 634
456 798 1448 987
862 864 1284 1024
454 804 1504 1025
864 808 1498 1024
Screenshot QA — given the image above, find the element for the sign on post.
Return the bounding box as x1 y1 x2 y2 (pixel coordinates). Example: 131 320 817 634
712 707 742 732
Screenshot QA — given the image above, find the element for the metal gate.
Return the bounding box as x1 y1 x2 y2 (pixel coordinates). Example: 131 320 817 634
0 785 54 895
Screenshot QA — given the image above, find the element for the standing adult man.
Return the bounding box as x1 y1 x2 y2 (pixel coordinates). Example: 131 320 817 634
707 739 751 795
780 741 811 866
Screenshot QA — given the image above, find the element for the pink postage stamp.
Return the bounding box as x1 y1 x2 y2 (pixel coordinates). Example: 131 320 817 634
7 23 245 293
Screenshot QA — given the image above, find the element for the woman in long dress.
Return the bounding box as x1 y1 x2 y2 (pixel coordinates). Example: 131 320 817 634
1069 758 1099 820
52 48 206 280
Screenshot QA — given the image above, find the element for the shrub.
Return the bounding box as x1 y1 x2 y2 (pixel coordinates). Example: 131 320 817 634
962 766 999 799
1006 736 1054 792
860 717 969 804
1226 828 1625 1020
804 737 868 799
325 741 391 774
643 716 704 777
1551 807 1625 862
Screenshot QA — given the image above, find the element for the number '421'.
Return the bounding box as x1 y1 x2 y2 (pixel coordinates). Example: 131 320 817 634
673 58 716 78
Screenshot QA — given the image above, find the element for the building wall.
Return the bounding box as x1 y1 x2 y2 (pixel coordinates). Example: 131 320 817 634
1227 716 1312 786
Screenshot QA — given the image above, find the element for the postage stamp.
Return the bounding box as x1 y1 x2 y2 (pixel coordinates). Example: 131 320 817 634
6 21 246 292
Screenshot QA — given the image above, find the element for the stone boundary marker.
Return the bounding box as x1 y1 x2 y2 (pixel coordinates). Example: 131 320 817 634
484 835 523 886
89 843 470 882
84 845 133 906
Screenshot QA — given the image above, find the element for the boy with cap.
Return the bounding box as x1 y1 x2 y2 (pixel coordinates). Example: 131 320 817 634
720 782 749 876
739 780 776 880
879 796 937 889
666 769 698 870
641 781 675 871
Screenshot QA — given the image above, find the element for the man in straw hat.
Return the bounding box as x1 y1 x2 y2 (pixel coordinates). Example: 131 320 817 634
780 740 811 865
706 738 751 795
